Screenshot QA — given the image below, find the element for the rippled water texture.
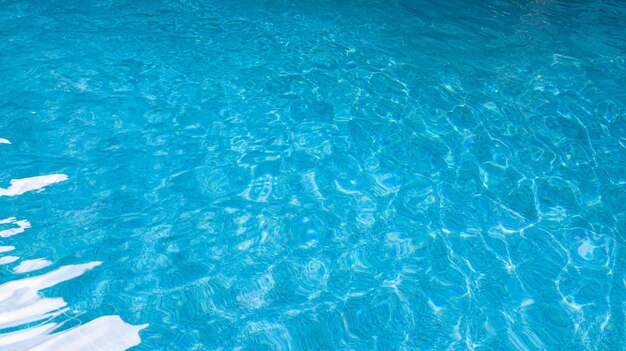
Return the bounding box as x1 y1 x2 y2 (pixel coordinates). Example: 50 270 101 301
1 0 625 350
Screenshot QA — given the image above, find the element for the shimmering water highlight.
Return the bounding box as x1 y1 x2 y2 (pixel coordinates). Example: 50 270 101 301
1 0 625 350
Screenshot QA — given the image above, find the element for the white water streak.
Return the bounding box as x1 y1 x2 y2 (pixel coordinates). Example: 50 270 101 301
13 258 53 274
0 262 147 351
0 174 68 197
0 218 31 238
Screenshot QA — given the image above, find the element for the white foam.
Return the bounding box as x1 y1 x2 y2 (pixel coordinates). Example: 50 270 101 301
13 258 53 273
0 174 68 197
0 138 10 144
0 246 15 253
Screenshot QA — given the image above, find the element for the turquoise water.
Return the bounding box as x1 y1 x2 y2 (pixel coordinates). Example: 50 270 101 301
1 0 625 350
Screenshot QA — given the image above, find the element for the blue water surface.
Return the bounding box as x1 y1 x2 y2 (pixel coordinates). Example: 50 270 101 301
1 0 625 350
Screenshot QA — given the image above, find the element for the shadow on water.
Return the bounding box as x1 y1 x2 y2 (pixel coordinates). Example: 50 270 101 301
0 139 146 351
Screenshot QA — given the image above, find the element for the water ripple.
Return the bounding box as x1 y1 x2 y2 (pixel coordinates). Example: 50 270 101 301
1 0 625 349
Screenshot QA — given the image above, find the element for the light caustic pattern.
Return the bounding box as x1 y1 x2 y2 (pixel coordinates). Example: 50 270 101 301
0 0 625 350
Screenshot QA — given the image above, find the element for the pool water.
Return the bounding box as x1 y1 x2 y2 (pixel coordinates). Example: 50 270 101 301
1 0 625 350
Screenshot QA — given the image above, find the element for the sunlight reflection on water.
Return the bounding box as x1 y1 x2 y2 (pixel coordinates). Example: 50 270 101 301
0 142 146 350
